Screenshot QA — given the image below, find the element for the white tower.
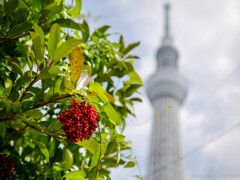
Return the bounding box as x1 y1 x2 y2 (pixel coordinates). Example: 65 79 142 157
146 4 187 180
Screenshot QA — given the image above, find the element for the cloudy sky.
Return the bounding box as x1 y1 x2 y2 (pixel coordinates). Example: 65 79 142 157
82 0 240 179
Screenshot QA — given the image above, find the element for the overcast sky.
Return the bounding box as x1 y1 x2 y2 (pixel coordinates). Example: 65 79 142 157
82 0 240 179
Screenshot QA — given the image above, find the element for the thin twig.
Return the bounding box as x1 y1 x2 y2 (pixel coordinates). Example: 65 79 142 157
22 121 66 141
29 94 72 110
94 122 102 180
130 149 143 178
20 66 39 101
0 32 29 45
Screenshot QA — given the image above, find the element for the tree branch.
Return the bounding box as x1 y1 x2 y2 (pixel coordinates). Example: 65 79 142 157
20 67 39 102
0 32 29 45
94 122 102 180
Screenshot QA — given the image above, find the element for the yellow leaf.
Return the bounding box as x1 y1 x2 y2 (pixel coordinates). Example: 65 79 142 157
70 47 84 83
104 92 115 103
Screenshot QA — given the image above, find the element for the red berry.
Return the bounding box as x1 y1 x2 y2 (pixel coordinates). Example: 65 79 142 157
0 154 14 178
57 99 99 142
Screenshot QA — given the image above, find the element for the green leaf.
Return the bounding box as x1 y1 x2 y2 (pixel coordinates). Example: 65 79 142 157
63 78 75 90
35 140 49 162
7 20 32 38
125 84 141 97
115 134 125 143
89 142 108 171
52 39 82 62
48 23 61 58
54 18 83 31
81 20 89 42
89 82 108 104
39 2 63 21
0 123 7 138
83 65 92 75
63 148 73 172
103 103 121 126
68 0 82 18
125 55 140 59
126 101 135 115
76 138 98 154
53 166 62 180
7 59 23 77
133 175 143 180
126 71 143 86
38 66 62 80
119 35 125 52
46 119 62 132
116 144 121 164
121 42 140 56
22 119 43 132
32 23 44 41
129 97 142 102
64 171 86 180
124 161 135 168
92 25 110 37
12 101 22 112
24 109 43 119
30 31 44 63
5 0 18 15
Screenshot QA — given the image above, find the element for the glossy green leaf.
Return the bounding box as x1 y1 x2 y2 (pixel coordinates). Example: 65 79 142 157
5 0 18 15
68 0 82 18
48 23 61 58
46 119 62 132
52 39 82 62
24 109 43 119
39 2 63 21
126 71 143 85
7 20 32 38
121 42 140 56
92 25 110 37
53 166 62 180
89 142 108 171
54 18 83 31
125 55 140 59
35 140 49 162
76 138 98 154
81 20 89 42
30 31 44 63
12 101 22 112
7 60 23 77
103 103 121 126
119 35 125 52
32 23 44 41
124 161 135 168
64 170 86 180
89 82 108 104
63 148 73 172
38 66 62 80
116 144 121 164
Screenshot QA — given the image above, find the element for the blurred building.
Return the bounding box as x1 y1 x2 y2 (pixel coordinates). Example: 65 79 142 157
146 3 188 180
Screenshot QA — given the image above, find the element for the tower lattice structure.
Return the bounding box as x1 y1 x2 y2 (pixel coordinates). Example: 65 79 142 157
146 3 188 180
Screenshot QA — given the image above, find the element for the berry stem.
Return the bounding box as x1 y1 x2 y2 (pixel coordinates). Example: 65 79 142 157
94 122 102 180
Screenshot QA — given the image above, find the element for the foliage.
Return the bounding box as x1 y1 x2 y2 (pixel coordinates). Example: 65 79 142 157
0 0 143 179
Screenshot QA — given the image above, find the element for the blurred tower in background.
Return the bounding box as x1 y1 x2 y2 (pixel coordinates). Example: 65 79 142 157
146 3 188 180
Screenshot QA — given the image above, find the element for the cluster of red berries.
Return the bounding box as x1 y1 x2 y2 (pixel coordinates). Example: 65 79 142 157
57 99 99 143
0 154 14 179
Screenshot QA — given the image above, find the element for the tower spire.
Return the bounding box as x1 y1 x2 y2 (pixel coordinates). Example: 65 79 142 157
163 3 172 44
164 3 170 38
